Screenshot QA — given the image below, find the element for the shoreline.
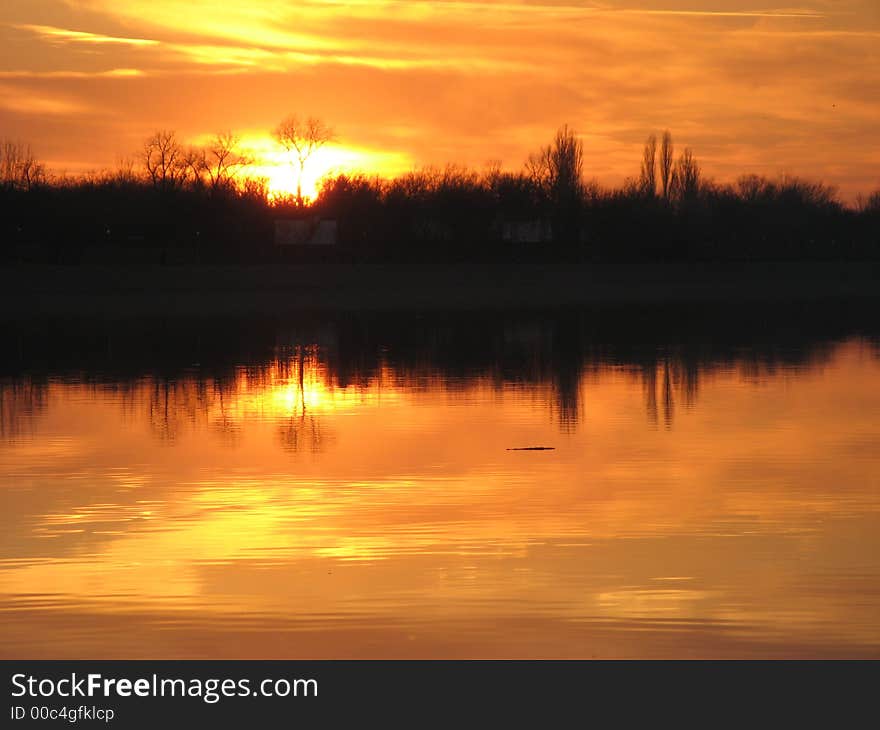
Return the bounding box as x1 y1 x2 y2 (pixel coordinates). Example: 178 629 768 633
4 261 880 318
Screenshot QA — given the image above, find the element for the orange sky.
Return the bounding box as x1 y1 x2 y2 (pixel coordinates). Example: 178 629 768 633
1 1 879 199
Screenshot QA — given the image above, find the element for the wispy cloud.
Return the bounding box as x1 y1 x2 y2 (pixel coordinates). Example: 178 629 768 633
614 8 824 19
13 17 534 75
0 84 91 115
231 0 827 19
3 0 879 200
0 68 145 78
14 23 159 46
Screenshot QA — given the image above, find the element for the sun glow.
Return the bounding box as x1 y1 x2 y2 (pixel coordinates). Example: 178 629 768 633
238 135 411 202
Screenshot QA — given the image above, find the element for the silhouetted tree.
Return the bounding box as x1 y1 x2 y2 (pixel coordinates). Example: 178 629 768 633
1 140 45 190
736 174 837 208
640 134 657 197
673 148 701 201
659 130 674 200
548 125 584 205
4 119 878 265
524 125 585 244
113 156 140 185
143 130 187 190
526 126 584 199
274 115 334 207
525 149 550 192
183 146 206 189
736 173 769 203
200 131 251 192
240 175 270 203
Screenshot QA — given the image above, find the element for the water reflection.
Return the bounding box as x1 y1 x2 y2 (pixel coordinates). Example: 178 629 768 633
2 304 861 442
1 302 879 658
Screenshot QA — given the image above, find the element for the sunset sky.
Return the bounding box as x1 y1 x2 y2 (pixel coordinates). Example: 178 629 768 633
1 1 878 199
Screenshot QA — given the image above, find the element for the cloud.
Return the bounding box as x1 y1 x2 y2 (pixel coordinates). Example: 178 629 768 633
0 83 91 115
2 1 879 199
14 23 159 46
0 68 144 78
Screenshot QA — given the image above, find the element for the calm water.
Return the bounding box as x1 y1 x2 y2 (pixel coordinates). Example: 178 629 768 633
2 306 880 658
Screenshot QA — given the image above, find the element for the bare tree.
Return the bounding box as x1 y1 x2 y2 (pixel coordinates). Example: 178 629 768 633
2 141 21 187
548 125 584 204
183 146 207 188
527 125 584 203
143 130 188 190
180 132 251 192
240 175 270 202
659 130 674 200
203 131 251 192
482 159 503 190
113 155 140 184
1 140 45 190
673 148 701 201
737 174 769 203
640 134 657 197
525 148 550 191
857 190 880 214
273 115 335 206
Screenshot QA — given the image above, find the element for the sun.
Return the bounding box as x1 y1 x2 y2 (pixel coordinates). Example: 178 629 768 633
237 135 411 202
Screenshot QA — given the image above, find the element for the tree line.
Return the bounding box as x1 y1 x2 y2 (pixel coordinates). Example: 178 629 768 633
2 121 879 264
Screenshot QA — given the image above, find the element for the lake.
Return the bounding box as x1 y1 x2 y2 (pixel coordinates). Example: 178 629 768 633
2 302 879 658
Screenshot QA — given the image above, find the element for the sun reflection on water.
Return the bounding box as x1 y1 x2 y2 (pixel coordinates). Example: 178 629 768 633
1 336 880 657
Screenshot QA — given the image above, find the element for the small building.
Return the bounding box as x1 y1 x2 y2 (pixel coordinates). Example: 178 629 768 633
501 220 553 244
275 219 338 246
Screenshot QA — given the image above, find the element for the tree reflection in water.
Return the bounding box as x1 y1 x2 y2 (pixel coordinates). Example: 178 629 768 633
1 301 876 446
